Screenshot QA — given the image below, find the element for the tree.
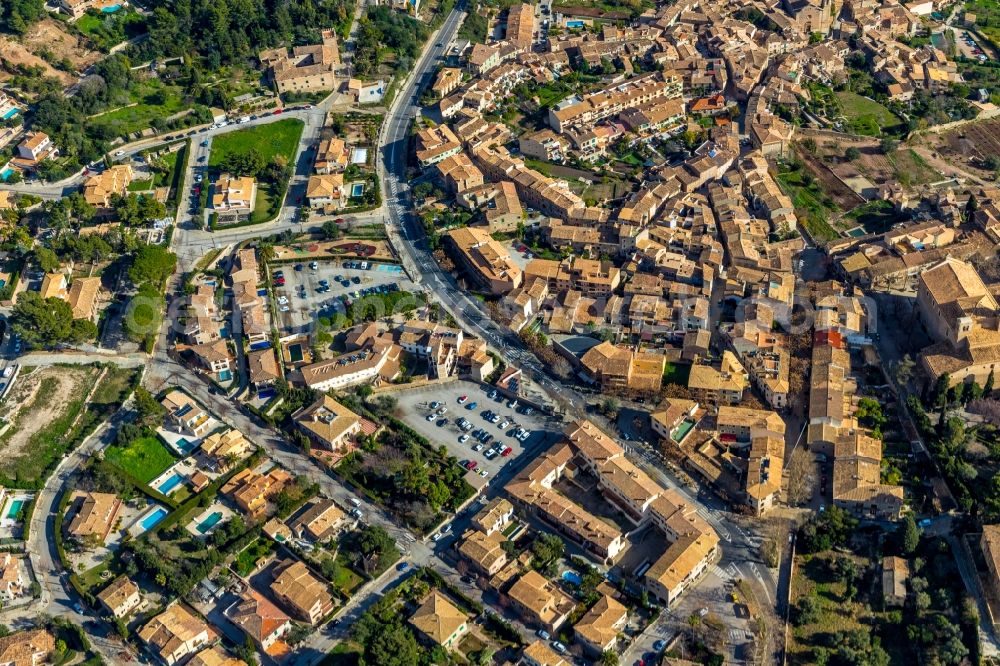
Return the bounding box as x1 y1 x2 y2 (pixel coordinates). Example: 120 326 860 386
794 593 821 626
898 514 920 554
128 244 177 289
33 247 60 272
9 291 92 349
361 622 420 666
221 148 266 177
321 220 342 240
880 137 899 154
987 369 995 397
600 650 619 666
845 146 862 161
530 533 565 568
894 354 915 387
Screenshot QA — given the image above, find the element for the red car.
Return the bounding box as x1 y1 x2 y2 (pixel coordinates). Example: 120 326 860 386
274 278 285 286
273 108 284 115
457 395 468 404
465 460 478 470
501 446 513 457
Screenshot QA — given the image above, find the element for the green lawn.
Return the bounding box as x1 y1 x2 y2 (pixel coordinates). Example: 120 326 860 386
663 362 691 385
89 82 188 139
845 200 907 234
74 13 105 35
775 168 840 241
128 179 153 192
331 555 365 595
249 184 275 224
835 92 902 136
209 118 305 169
234 538 273 576
104 436 177 484
321 643 362 666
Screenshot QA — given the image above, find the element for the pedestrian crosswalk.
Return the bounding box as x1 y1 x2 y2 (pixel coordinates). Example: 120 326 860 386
711 564 731 580
729 629 752 642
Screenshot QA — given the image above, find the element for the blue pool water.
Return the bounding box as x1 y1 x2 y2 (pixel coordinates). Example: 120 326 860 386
140 507 168 531
5 499 24 519
1 108 18 120
101 3 122 12
257 288 267 296
196 511 224 534
220 326 230 338
351 183 365 197
561 570 582 585
249 341 271 351
0 168 12 181
258 387 276 400
566 20 584 27
218 369 233 382
157 473 185 494
175 437 196 454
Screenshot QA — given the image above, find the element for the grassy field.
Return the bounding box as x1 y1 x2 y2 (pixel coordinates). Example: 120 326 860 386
844 200 907 234
775 168 840 241
663 362 691 386
836 92 902 136
89 81 188 139
104 436 176 484
0 366 137 488
234 538 273 576
209 118 304 169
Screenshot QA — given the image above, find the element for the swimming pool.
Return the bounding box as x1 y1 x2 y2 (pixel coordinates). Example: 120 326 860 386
5 499 24 519
351 183 365 197
101 3 122 12
1 108 18 120
218 369 233 382
0 168 13 182
139 507 168 531
561 570 582 585
566 19 584 28
157 473 185 495
375 264 403 273
288 343 304 363
249 341 271 351
175 437 196 454
196 511 224 534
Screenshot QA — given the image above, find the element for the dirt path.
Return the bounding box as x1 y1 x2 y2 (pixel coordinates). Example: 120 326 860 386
908 145 986 186
0 366 97 463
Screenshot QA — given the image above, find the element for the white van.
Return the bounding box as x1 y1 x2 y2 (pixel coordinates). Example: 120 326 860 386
350 498 362 507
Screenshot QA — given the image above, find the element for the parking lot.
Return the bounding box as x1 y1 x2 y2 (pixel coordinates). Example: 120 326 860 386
270 259 416 335
394 380 563 485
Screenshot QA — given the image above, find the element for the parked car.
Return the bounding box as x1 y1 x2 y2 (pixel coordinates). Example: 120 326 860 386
466 401 478 410
457 395 469 404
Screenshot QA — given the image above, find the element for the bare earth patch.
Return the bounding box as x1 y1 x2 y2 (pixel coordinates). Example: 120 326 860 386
0 19 99 86
0 366 98 464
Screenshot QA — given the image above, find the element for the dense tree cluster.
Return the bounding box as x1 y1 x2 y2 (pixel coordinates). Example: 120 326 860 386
9 291 98 349
0 0 45 34
137 0 354 68
353 6 429 78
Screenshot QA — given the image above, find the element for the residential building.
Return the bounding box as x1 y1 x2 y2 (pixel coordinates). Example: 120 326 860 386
306 174 345 208
271 560 336 625
416 125 462 166
0 629 55 666
524 257 621 298
16 132 57 163
881 556 909 607
293 395 363 452
199 428 254 471
506 570 575 632
66 491 122 543
458 529 508 576
39 273 67 300
982 525 1000 601
138 604 215 665
187 647 248 666
472 498 514 535
573 595 628 655
687 352 748 405
579 341 666 397
82 165 133 207
97 576 142 619
67 277 102 321
916 257 1000 386
314 138 349 174
222 467 292 518
650 398 699 443
161 390 213 438
212 174 257 225
445 226 523 295
259 30 341 94
299 343 403 391
409 591 470 650
247 348 281 389
287 498 345 543
224 589 292 651
520 640 571 666
0 554 23 601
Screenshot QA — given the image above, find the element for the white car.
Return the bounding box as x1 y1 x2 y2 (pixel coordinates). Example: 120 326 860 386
426 414 436 422
478 469 489 477
277 296 289 305
114 150 125 157
279 305 290 312
499 420 510 429
473 443 484 451
432 532 444 541
459 434 469 444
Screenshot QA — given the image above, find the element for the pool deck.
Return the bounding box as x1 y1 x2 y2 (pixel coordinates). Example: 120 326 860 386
186 502 234 538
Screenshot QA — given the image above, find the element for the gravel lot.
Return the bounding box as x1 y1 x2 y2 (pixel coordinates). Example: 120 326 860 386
393 380 563 483
271 259 415 335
